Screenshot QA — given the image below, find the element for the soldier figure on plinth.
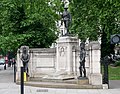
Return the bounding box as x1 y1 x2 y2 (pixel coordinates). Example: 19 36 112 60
61 6 71 36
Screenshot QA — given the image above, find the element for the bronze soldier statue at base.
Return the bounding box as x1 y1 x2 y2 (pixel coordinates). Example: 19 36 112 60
21 46 30 77
78 42 86 79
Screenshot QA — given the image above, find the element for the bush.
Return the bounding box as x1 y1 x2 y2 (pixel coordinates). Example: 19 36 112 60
114 61 120 67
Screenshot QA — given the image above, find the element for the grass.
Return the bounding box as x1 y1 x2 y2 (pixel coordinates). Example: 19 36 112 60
109 66 120 80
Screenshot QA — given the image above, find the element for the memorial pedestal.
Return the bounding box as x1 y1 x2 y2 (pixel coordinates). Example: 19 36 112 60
77 77 89 85
56 36 79 77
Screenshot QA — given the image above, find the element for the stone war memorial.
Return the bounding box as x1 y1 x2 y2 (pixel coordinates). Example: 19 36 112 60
16 2 103 89
16 39 103 89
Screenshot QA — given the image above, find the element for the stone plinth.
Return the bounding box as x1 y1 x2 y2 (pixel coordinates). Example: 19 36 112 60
56 36 79 76
77 77 89 85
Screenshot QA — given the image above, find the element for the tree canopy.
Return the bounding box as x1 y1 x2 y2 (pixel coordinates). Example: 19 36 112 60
0 0 120 58
70 0 120 57
0 0 62 54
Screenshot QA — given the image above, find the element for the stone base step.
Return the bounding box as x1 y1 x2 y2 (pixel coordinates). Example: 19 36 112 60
16 77 103 89
30 77 76 84
30 77 89 85
16 81 103 89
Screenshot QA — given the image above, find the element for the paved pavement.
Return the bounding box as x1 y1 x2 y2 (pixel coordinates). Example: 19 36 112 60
0 66 120 94
109 80 120 89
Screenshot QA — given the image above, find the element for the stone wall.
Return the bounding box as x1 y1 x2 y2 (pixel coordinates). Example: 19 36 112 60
16 48 56 80
29 48 56 77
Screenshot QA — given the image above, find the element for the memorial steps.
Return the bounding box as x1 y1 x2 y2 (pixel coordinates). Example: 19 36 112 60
16 77 103 89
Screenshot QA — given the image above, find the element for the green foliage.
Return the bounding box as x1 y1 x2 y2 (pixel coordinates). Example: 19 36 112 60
70 0 100 40
0 0 61 54
102 65 120 80
70 0 120 57
114 61 120 67
109 66 120 80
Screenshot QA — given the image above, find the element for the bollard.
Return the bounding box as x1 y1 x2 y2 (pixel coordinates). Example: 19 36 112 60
24 72 27 82
14 64 16 82
21 67 24 94
4 64 6 70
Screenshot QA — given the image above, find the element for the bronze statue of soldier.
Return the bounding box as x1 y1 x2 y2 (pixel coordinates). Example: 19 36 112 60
61 7 71 36
21 46 30 76
78 42 86 78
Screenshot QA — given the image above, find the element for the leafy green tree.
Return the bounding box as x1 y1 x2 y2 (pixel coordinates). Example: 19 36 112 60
0 0 62 54
70 0 120 57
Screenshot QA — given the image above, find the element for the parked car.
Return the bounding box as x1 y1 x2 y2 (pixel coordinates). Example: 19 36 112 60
0 58 5 65
0 58 5 70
